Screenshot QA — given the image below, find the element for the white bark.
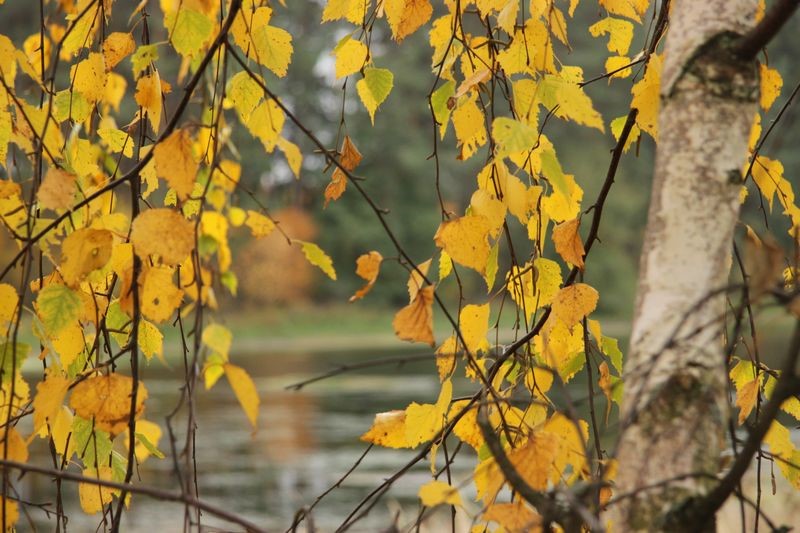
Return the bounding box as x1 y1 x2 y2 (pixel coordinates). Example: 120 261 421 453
613 0 759 530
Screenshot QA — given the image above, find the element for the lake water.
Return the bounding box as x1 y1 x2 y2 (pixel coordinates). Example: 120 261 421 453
22 344 465 532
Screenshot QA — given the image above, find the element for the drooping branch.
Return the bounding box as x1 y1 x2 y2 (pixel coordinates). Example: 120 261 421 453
734 0 800 60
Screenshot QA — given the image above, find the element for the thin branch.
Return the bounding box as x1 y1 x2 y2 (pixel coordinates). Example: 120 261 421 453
0 459 267 533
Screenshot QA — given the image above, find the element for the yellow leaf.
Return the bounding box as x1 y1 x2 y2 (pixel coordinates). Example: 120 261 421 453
751 156 783 210
52 322 86 367
0 428 27 464
350 251 383 301
69 52 106 104
49 406 74 456
764 421 800 488
452 96 487 160
0 283 18 330
138 320 163 361
491 117 537 156
38 167 76 212
33 371 70 434
247 99 285 152
460 303 490 354
244 210 276 238
506 258 562 319
140 266 184 323
434 215 491 274
69 373 148 436
126 419 163 462
435 336 457 381
130 208 195 266
154 129 197 201
469 189 506 238
610 114 641 152
322 0 370 24
537 71 604 132
232 8 293 77
589 17 634 55
360 409 409 448
356 67 393 124
418 480 462 507
405 379 452 446
224 363 259 428
165 7 213 57
102 32 135 69
408 258 432 302
135 71 163 134
79 466 117 514
60 228 113 287
334 36 368 79
393 285 435 346
599 0 649 21
497 18 555 75
439 250 453 281
384 0 433 42
295 240 337 280
98 127 134 158
551 283 599 327
277 137 302 178
605 55 633 79
759 63 782 111
0 497 18 527
552 218 585 270
631 53 662 139
202 323 232 359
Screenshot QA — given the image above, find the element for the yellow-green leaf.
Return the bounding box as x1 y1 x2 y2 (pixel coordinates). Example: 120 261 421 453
296 240 337 280
356 67 393 124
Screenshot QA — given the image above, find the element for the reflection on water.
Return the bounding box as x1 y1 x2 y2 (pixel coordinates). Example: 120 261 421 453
23 346 462 532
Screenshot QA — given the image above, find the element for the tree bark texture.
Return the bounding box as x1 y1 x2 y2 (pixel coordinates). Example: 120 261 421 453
613 1 759 531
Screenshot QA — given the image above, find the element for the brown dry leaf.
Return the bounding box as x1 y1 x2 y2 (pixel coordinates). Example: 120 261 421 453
324 170 346 206
325 136 362 206
744 227 783 299
60 228 113 286
349 251 383 301
393 285 435 346
552 217 585 270
483 500 542 533
69 373 148 436
153 128 197 200
38 167 77 211
339 135 362 170
736 378 759 425
130 208 195 266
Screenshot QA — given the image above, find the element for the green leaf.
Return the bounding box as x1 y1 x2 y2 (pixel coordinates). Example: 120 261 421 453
356 67 393 124
601 336 623 374
431 80 454 139
135 432 166 459
72 416 113 467
0 342 29 382
220 271 238 296
131 44 159 77
37 284 82 336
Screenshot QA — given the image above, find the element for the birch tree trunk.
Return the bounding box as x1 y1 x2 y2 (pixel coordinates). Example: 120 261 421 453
613 1 759 530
